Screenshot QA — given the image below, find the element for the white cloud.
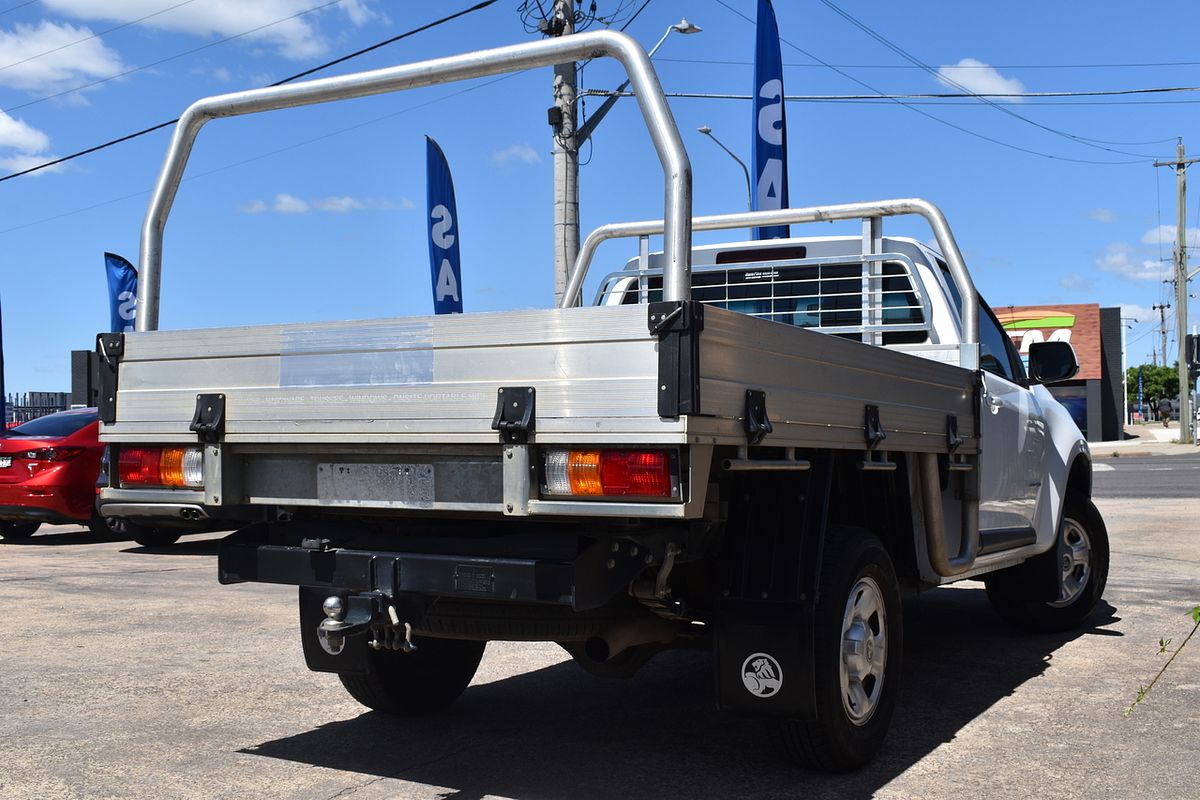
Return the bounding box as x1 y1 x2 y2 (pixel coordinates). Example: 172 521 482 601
936 58 1025 98
0 110 49 152
491 143 541 165
311 195 364 213
1095 243 1166 281
1140 223 1200 246
1087 208 1117 223
0 20 125 94
0 152 66 175
272 193 309 214
43 0 377 60
212 66 232 83
1119 304 1154 323
1059 273 1090 290
239 194 408 214
0 110 63 177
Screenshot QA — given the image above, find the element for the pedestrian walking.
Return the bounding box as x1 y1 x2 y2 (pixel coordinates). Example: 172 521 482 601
1157 396 1172 428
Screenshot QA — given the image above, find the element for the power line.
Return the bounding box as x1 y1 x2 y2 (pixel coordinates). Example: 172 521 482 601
816 0 1158 155
583 86 1200 101
711 0 1146 166
0 1 35 17
0 0 200 76
656 56 1200 73
0 73 517 237
0 0 347 117
0 0 501 184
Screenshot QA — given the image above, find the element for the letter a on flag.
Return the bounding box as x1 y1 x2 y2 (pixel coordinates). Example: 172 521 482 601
104 252 138 333
752 0 790 240
426 136 464 314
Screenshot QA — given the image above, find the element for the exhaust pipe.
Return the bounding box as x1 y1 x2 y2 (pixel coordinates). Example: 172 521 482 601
919 452 979 577
582 617 680 662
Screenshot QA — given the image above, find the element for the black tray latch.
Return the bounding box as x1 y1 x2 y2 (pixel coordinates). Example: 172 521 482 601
190 393 226 444
492 387 535 444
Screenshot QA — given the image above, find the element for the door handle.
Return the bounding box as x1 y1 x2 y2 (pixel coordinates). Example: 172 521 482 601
987 396 1004 413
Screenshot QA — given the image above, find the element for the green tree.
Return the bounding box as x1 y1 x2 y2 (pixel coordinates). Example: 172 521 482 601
1126 363 1179 412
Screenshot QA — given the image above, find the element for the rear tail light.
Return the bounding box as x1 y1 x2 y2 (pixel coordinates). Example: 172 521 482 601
22 447 85 462
542 449 678 500
118 447 204 488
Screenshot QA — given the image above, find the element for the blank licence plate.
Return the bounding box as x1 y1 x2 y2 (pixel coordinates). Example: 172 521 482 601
316 463 434 507
0 456 10 468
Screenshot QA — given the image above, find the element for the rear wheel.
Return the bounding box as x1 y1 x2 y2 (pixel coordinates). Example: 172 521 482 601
339 638 486 715
0 522 40 540
986 495 1109 632
780 527 903 772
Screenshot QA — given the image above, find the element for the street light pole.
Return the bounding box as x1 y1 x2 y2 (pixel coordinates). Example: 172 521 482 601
697 125 752 210
1120 316 1137 427
575 19 701 146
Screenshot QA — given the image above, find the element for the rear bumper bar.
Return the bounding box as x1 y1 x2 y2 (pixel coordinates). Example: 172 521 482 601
216 524 651 611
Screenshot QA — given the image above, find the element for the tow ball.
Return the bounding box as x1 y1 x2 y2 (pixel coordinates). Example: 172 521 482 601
317 594 417 656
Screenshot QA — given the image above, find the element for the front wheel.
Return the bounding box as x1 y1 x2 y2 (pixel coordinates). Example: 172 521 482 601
986 495 1109 633
0 521 40 540
339 637 486 715
780 527 903 772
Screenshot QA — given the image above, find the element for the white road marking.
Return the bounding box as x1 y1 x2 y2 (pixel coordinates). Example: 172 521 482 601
1093 463 1115 472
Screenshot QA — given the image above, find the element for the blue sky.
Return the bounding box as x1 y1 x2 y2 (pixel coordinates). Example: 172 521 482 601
1 0 1198 393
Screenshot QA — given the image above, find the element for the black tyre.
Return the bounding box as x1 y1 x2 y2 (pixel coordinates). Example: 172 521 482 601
132 529 181 548
339 638 486 715
781 527 903 772
0 521 40 539
985 495 1109 633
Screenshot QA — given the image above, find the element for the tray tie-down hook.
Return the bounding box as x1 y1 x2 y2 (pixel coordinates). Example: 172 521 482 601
858 404 897 472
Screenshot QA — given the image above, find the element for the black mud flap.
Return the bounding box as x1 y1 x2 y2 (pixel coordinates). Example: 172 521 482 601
714 599 816 719
711 454 832 720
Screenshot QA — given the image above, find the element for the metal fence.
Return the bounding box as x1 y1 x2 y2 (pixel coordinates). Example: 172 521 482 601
4 392 70 426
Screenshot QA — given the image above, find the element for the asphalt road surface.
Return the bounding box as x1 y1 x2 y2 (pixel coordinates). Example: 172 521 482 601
1093 451 1200 498
2 480 1197 799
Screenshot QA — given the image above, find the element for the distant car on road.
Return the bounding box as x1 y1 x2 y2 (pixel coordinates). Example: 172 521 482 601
0 408 107 539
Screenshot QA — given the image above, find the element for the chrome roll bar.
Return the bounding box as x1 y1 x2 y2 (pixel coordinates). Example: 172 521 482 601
563 198 979 359
137 31 692 331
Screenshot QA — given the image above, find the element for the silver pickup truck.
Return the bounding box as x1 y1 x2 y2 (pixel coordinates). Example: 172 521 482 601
97 31 1107 771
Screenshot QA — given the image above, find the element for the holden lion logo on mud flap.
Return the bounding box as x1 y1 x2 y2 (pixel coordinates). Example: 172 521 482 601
741 652 783 698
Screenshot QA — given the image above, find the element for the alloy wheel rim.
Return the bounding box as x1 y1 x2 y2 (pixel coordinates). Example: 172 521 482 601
1049 518 1091 608
839 575 888 726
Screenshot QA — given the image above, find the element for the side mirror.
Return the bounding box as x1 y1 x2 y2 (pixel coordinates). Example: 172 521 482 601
1027 341 1079 384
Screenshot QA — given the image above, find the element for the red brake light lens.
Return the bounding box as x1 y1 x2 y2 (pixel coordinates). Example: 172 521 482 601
119 447 162 487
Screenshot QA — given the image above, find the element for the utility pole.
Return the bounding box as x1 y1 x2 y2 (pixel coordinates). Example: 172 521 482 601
549 0 578 307
1152 302 1170 368
1154 138 1200 443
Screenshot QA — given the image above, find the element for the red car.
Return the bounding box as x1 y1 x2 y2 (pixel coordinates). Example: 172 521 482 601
0 408 106 539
